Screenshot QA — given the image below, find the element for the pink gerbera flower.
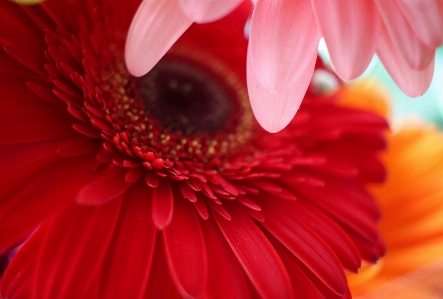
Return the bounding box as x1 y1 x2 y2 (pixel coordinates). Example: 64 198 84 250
1 0 387 298
125 0 443 133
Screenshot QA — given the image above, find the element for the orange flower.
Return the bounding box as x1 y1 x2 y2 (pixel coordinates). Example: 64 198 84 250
341 84 443 297
337 79 443 297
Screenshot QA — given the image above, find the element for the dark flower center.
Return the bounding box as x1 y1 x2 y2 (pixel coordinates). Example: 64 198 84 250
96 47 255 167
140 59 231 136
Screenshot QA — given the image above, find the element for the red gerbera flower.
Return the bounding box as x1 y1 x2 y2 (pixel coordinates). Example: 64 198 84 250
0 0 387 298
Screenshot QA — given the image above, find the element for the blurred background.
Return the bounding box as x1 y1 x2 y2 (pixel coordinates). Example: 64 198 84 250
319 44 443 129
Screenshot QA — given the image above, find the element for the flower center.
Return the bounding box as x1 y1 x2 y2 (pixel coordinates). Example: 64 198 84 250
95 47 255 168
139 59 231 136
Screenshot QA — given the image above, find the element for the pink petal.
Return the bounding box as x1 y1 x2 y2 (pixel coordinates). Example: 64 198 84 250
125 0 193 77
163 198 207 298
214 204 293 299
311 0 380 81
247 44 317 133
377 26 435 98
396 0 443 48
249 0 320 92
152 179 174 229
178 0 243 23
374 0 434 70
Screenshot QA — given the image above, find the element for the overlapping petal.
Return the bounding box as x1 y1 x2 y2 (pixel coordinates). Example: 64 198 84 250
179 0 243 23
125 0 193 77
1 1 389 298
374 0 435 70
311 0 380 81
396 0 443 49
376 26 435 98
249 0 320 93
123 0 442 133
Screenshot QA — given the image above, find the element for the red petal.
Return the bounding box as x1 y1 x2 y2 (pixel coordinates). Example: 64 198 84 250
144 241 183 298
145 171 160 188
193 197 209 220
259 200 347 296
2 199 123 299
4 45 46 75
125 167 144 183
295 182 379 243
57 138 98 157
75 166 131 205
163 198 207 298
278 244 352 299
179 181 197 202
0 140 63 197
214 203 293 298
202 217 250 299
293 201 361 273
98 184 157 299
0 81 75 145
151 179 174 229
0 156 96 251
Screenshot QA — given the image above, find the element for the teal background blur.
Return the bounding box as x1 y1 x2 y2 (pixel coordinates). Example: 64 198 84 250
370 47 443 128
319 44 443 129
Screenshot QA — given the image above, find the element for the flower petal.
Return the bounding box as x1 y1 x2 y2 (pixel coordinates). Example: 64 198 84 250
202 217 250 299
214 203 294 299
178 0 243 23
396 0 443 48
0 156 96 252
311 0 380 80
75 166 131 205
247 44 317 133
374 0 434 70
98 185 157 299
259 200 348 296
152 178 174 229
163 198 207 298
249 0 320 92
1 199 123 299
125 0 193 77
376 26 435 98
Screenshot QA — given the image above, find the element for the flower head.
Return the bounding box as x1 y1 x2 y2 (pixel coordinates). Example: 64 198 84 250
1 0 387 298
125 0 443 133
